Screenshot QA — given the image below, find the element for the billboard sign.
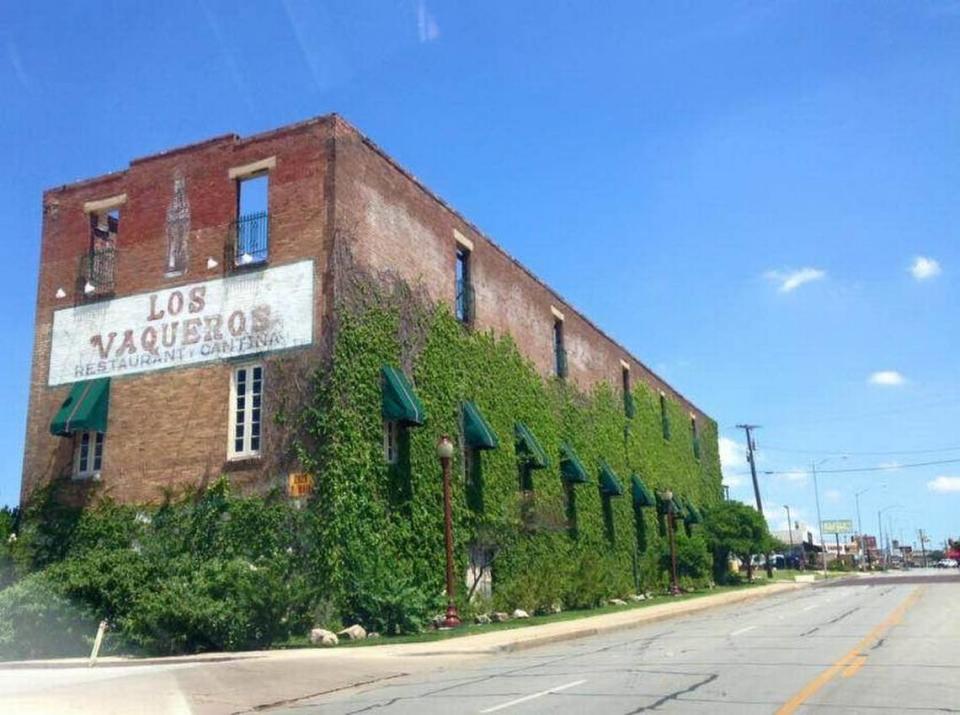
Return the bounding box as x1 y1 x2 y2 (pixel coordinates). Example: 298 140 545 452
48 260 314 385
821 519 854 535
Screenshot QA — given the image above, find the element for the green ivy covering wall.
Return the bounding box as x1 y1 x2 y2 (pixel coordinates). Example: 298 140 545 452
301 273 722 614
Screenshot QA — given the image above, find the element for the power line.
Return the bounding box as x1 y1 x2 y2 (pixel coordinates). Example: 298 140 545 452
763 457 960 476
760 444 960 457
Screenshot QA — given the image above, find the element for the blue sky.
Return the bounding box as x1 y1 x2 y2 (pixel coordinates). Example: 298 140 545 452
1 1 958 549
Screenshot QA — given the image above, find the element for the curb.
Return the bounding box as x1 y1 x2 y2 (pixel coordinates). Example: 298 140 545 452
0 652 264 670
494 581 806 653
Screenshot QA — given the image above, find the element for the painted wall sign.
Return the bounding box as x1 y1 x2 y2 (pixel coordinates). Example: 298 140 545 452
48 260 314 386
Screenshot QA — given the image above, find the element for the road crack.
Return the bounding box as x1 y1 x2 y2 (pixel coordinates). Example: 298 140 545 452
624 672 719 713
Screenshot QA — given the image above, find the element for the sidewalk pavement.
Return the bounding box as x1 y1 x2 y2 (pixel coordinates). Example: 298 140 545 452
0 581 807 715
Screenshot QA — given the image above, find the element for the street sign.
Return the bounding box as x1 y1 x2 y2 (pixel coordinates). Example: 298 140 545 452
821 519 853 534
287 472 314 498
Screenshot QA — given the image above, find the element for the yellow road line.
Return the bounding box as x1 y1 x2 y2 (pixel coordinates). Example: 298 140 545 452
775 586 924 715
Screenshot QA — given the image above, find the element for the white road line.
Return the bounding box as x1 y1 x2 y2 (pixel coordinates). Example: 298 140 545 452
802 604 818 612
479 679 587 713
730 625 757 636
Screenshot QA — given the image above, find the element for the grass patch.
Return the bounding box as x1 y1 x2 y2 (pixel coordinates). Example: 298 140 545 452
276 581 773 650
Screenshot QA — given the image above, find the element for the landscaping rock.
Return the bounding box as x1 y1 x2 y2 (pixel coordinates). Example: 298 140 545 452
475 613 492 625
309 628 339 647
549 602 563 614
609 598 628 606
512 609 530 619
367 631 381 639
491 611 510 623
337 624 367 641
629 594 646 602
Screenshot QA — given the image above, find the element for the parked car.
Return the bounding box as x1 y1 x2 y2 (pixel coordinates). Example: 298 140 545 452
935 558 958 568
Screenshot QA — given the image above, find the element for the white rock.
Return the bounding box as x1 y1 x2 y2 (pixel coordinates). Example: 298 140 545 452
337 624 367 641
512 609 530 619
609 598 628 606
309 628 339 647
549 602 563 614
475 613 492 625
491 611 510 622
629 594 646 602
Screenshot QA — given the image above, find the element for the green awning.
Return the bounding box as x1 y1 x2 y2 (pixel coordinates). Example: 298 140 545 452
381 366 426 426
50 378 110 436
599 462 624 496
630 474 656 508
685 503 704 524
560 442 589 484
463 401 499 450
515 422 549 469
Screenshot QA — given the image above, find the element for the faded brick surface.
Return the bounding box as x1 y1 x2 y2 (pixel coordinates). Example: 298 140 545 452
21 114 711 505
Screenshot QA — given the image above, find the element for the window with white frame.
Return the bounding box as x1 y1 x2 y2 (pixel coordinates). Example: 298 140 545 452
383 420 400 464
73 431 104 479
230 364 263 458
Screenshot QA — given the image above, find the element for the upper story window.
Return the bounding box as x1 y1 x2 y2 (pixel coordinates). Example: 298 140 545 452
660 392 671 440
690 415 701 460
229 157 275 268
455 247 473 324
229 363 263 459
621 362 635 418
553 317 567 378
80 194 125 299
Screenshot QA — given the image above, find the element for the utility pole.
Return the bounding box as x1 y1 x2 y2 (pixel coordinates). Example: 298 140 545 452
737 424 763 513
854 488 869 570
918 529 928 568
737 424 772 578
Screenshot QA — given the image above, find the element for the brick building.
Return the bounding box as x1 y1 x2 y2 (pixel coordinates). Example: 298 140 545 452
22 114 716 505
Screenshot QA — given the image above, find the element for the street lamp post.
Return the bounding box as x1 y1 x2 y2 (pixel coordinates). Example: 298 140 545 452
663 489 681 595
877 505 900 570
811 460 827 577
437 435 461 628
784 505 794 558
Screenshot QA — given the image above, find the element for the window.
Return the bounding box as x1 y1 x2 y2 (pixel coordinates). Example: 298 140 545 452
383 420 400 464
660 393 671 440
230 364 263 458
455 247 473 324
553 318 567 378
73 430 104 479
83 208 119 296
691 416 701 460
234 173 269 265
622 364 635 418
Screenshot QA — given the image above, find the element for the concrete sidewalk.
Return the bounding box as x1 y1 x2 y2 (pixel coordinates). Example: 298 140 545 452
0 581 807 715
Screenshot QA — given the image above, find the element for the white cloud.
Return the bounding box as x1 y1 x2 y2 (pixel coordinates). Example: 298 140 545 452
927 476 960 494
910 256 941 281
417 0 440 42
825 488 842 502
764 267 826 293
777 468 808 484
868 370 906 387
719 436 747 488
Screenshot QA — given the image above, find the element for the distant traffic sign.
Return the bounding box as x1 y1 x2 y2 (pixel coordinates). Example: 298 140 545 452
821 519 854 534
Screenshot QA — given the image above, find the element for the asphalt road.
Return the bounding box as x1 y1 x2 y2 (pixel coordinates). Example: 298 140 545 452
277 571 960 715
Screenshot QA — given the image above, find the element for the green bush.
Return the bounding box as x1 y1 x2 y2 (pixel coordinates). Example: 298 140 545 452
0 571 100 660
659 530 712 589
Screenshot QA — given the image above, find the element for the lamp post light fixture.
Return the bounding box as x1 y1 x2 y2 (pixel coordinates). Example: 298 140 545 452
436 435 461 628
663 489 681 596
784 505 795 556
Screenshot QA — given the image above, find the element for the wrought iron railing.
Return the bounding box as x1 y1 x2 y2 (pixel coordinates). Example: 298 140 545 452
229 211 269 268
455 278 475 324
78 247 116 299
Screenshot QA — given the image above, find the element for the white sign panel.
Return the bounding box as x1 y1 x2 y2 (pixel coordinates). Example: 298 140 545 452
48 260 314 386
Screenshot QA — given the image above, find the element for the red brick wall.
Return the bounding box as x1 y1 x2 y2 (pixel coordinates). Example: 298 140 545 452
21 118 336 504
332 119 711 424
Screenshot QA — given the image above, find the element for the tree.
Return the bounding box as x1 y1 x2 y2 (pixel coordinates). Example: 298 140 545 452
701 501 772 583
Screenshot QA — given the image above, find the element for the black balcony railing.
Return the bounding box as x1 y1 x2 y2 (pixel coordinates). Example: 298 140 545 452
229 211 269 268
455 278 475 324
78 247 116 299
